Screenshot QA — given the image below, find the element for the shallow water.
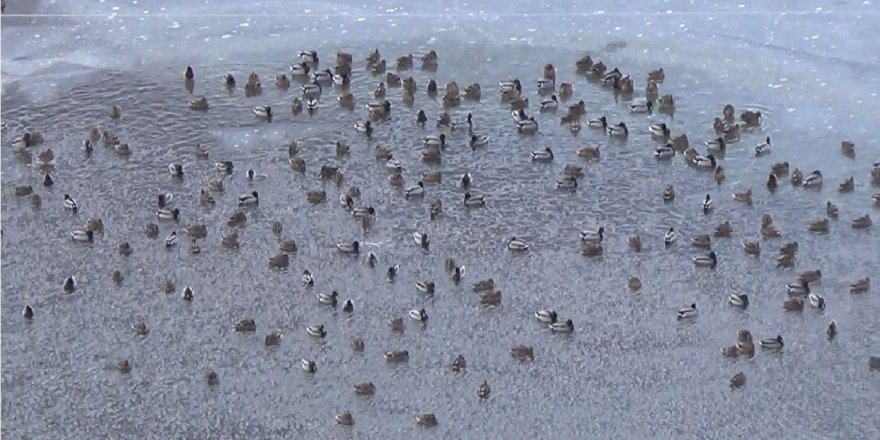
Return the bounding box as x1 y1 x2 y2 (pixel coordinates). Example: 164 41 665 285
3 1 880 439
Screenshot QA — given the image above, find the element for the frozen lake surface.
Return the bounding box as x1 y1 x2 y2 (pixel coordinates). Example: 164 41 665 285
2 1 880 438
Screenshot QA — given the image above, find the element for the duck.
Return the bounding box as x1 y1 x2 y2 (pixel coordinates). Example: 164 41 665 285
713 221 732 237
692 251 718 268
266 253 289 268
424 134 446 148
691 234 711 249
279 239 298 253
413 232 430 248
740 110 762 127
661 185 675 202
767 173 778 190
827 321 838 341
808 218 829 233
336 240 360 255
850 277 870 293
236 191 259 206
156 208 180 221
415 280 436 295
342 299 354 313
409 308 429 322
676 303 698 320
480 290 503 306
782 297 804 311
577 145 601 159
607 122 629 137
263 330 282 347
252 106 272 121
733 189 753 204
654 143 675 159
742 241 761 255
463 192 486 207
367 99 391 119
702 194 713 214
580 227 605 243
730 372 747 389
540 95 558 111
791 168 804 185
755 137 772 156
510 345 535 361
808 292 826 309
469 134 489 150
535 310 558 323
473 278 495 292
825 201 839 218
353 382 376 396
705 137 725 152
649 123 670 138
160 230 177 247
113 143 132 156
786 280 810 295
588 116 608 129
306 97 319 113
728 293 749 308
549 318 574 333
384 350 410 363
517 117 539 133
803 170 823 187
180 286 194 301
416 414 438 428
405 181 425 198
62 276 77 293
507 237 529 252
312 68 333 83
317 291 339 306
664 227 677 247
354 120 373 137
70 229 94 243
693 153 716 169
838 176 854 193
760 335 784 350
852 214 872 229
629 100 653 114
531 147 554 162
301 270 315 286
306 324 326 338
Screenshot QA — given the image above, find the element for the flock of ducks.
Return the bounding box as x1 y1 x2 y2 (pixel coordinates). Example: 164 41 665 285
6 45 880 426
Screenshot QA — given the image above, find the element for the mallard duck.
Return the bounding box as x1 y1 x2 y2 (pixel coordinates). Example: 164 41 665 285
40 173 55 187
220 230 240 248
23 304 37 320
263 253 288 268
654 143 675 159
692 153 717 169
607 122 629 137
290 97 304 114
729 293 749 308
517 117 539 133
693 251 718 268
702 194 713 214
649 123 670 138
118 242 133 257
740 110 762 127
70 228 94 243
58 194 80 213
311 67 332 83
629 100 653 114
156 208 180 221
62 276 77 293
783 297 804 311
786 280 810 296
822 201 838 219
160 231 176 248
531 147 554 162
535 310 558 323
705 137 725 152
870 356 880 371
546 318 573 333
116 359 131 374
353 381 376 396
839 140 856 156
290 61 310 77
658 94 675 108
730 372 746 389
791 168 804 185
852 214 872 229
473 278 495 292
587 116 608 129
713 221 732 238
539 95 558 111
306 324 326 338
757 335 784 350
575 146 600 160
808 292 826 309
108 104 122 119
264 331 283 347
306 97 319 113
836 176 855 193
384 350 410 363
579 227 605 243
510 345 535 361
355 120 373 137
462 192 487 208
479 290 502 306
140 222 159 239
252 106 272 121
676 303 698 320
715 166 727 183
808 217 829 233
664 227 677 247
803 170 823 187
733 189 753 204
769 162 789 177
761 221 780 239
405 181 425 198
306 190 326 204
850 277 870 293
416 413 438 428
181 286 194 301
691 234 711 249
314 291 339 307
826 320 838 341
113 143 132 156
507 237 529 252
755 137 772 156
624 276 641 290
336 240 360 254
409 308 429 322
423 133 447 149
766 173 778 191
413 231 430 249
